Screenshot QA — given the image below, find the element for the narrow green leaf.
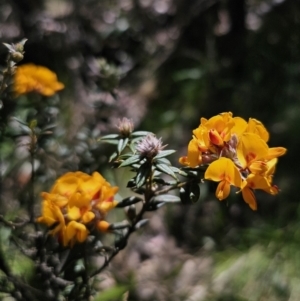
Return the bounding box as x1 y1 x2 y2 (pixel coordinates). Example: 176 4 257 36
146 202 166 211
135 219 149 229
170 166 182 173
101 139 119 145
155 157 171 165
109 221 130 230
131 131 151 137
116 196 143 208
119 154 141 167
11 116 28 126
99 134 120 140
135 162 151 188
179 182 201 204
189 182 201 203
41 123 57 131
117 138 129 154
152 194 181 203
155 163 177 180
109 152 118 162
154 149 176 159
94 285 128 301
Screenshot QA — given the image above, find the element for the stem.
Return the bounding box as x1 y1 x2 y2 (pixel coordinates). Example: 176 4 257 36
88 188 151 280
29 130 37 225
0 54 11 95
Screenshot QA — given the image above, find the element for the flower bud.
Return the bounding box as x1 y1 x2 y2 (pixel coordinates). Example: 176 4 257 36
116 117 134 137
209 129 224 146
97 220 110 232
11 51 24 63
136 134 166 159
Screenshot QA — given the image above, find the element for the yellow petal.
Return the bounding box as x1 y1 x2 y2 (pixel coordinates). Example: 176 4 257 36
67 206 81 220
246 118 269 142
232 117 247 136
205 157 242 188
187 139 201 167
82 211 95 224
246 174 278 195
237 133 269 168
266 158 278 176
249 161 267 175
265 147 287 160
65 221 88 245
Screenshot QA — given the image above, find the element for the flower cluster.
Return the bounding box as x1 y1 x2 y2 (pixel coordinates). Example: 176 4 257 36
14 63 64 97
37 172 118 247
179 112 286 210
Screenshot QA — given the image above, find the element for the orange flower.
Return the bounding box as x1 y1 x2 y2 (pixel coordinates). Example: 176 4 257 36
14 63 64 97
179 112 287 210
37 171 118 247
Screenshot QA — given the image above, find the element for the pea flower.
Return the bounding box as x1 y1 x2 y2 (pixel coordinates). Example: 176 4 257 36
179 112 286 210
37 171 118 247
14 63 64 97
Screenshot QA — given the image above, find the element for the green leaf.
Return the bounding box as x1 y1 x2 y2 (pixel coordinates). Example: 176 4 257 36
116 196 143 208
179 182 201 204
11 116 28 126
3 43 14 52
119 154 141 167
135 162 151 188
155 157 171 165
153 149 176 159
170 166 182 173
109 151 118 162
109 221 130 230
146 202 166 211
131 131 151 137
94 285 128 301
117 138 129 154
101 139 119 145
155 163 177 180
152 194 181 203
99 134 120 140
135 219 149 229
41 123 57 131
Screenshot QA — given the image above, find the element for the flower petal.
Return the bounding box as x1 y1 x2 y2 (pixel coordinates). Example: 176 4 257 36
241 187 257 210
216 180 230 200
205 157 242 188
237 133 269 168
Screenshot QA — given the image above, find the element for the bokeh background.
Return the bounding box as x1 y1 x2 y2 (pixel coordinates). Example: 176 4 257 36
0 0 299 300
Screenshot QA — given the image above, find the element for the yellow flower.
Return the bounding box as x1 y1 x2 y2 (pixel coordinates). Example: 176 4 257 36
180 112 287 210
205 157 242 200
37 171 119 247
14 63 64 97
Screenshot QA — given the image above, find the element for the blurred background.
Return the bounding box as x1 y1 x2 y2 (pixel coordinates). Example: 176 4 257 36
0 0 299 300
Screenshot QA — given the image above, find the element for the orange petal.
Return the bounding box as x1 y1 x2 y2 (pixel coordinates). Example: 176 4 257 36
241 187 257 210
209 129 224 146
216 180 230 200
